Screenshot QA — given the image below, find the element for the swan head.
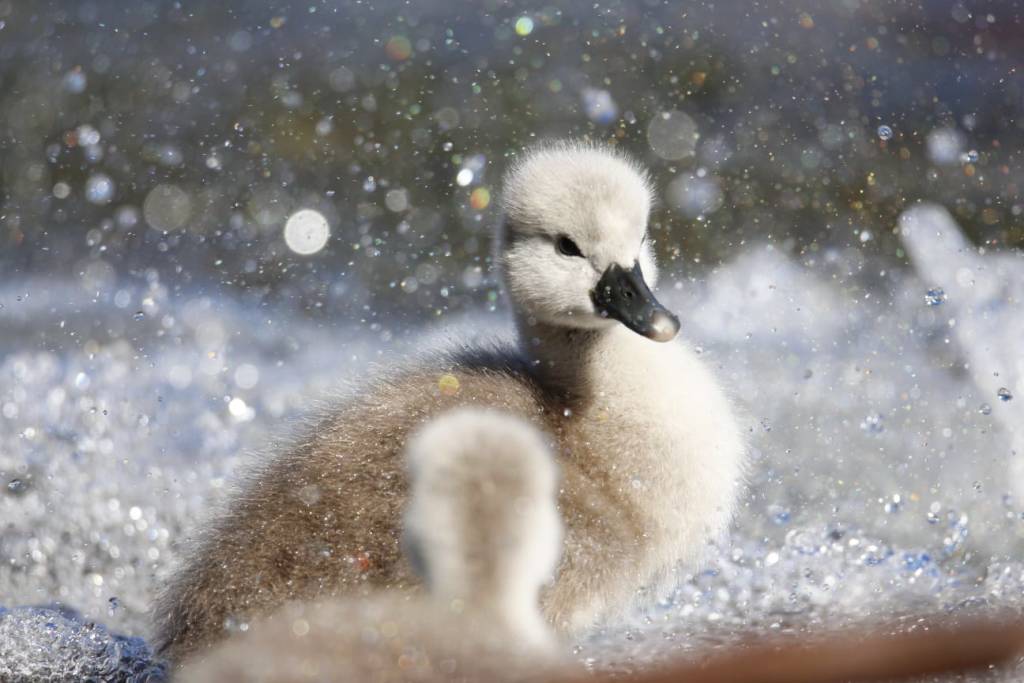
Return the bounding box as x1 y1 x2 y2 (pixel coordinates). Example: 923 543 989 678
402 409 562 610
499 141 679 342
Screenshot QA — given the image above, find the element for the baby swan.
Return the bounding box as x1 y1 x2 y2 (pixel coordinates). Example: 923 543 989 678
154 141 744 663
179 409 569 682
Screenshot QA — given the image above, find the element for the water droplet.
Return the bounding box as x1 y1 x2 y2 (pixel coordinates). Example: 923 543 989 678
6 479 27 495
234 364 260 389
647 110 699 161
926 127 965 165
283 209 330 256
384 188 409 213
77 124 101 146
581 87 618 125
63 68 87 93
960 149 979 164
437 374 460 396
133 311 145 321
328 66 355 92
877 125 893 140
315 116 333 136
771 508 791 525
785 528 818 554
108 597 120 616
228 397 254 421
860 413 884 434
979 403 992 415
384 35 412 61
85 174 115 205
997 387 1013 402
143 184 192 231
924 288 946 306
667 173 722 218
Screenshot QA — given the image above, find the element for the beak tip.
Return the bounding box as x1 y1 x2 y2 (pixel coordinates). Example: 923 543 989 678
648 310 680 342
591 261 680 342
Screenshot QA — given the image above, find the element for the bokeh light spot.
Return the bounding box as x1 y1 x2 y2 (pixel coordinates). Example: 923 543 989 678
85 174 115 205
438 374 460 396
647 110 699 160
284 209 330 255
469 187 491 210
143 184 192 231
385 35 412 61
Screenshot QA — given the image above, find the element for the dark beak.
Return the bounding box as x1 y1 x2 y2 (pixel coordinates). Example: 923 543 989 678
591 262 680 342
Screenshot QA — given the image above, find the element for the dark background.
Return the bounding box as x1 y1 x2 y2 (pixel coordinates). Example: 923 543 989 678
2 0 1022 322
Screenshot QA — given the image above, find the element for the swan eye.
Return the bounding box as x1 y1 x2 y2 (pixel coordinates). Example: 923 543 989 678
556 236 584 258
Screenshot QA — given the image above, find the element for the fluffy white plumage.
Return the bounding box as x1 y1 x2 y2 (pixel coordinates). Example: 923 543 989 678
500 141 660 331
403 408 563 649
496 141 745 629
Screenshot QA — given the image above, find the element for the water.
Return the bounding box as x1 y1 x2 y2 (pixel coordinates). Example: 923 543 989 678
0 606 165 681
84 173 115 205
647 110 699 161
925 287 947 306
1 208 1023 679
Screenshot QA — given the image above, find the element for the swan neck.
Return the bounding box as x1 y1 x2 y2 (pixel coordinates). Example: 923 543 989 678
515 319 605 400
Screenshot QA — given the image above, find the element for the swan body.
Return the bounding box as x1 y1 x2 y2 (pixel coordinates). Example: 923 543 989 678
154 141 745 664
179 409 572 682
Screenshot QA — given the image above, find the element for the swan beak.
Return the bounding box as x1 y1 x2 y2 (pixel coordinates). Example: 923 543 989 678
592 262 680 342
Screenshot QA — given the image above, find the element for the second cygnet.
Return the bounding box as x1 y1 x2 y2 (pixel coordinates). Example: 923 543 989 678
179 408 571 682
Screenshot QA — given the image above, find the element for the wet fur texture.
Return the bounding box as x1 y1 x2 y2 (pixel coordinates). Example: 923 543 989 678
154 142 745 664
